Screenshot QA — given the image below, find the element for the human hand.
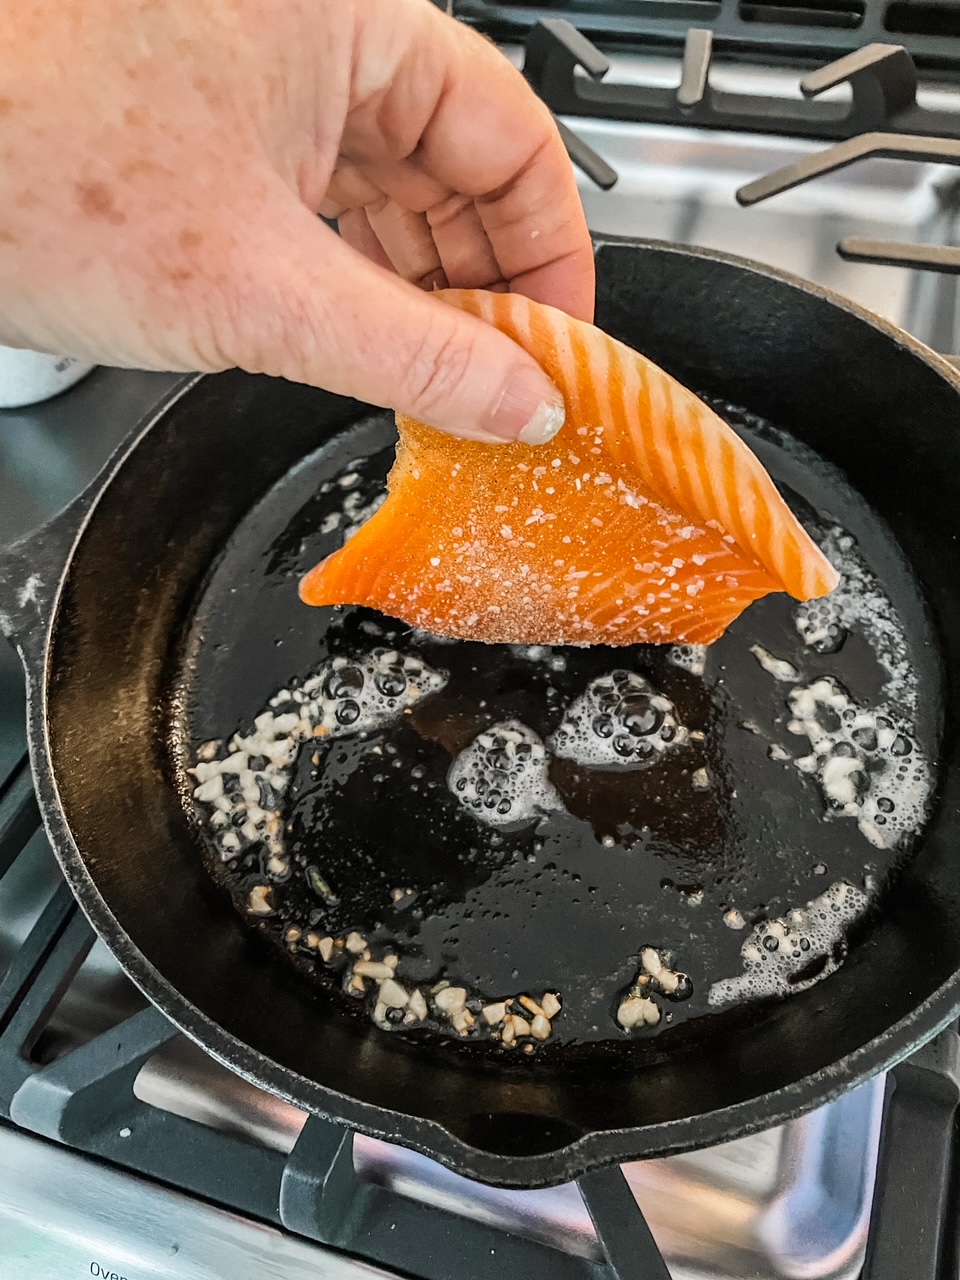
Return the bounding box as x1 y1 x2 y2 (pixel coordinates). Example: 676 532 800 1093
0 0 593 443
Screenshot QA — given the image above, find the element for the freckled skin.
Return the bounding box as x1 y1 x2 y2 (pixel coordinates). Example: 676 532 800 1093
0 0 594 441
75 181 127 226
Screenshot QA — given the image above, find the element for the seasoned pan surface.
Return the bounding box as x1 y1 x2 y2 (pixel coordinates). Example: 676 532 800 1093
9 239 960 1185
175 399 939 1057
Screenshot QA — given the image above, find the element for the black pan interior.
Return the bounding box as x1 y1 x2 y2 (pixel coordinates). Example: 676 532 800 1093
174 399 937 1056
42 240 960 1178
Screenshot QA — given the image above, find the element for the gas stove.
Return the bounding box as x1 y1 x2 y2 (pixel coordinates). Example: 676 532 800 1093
3 12 960 1280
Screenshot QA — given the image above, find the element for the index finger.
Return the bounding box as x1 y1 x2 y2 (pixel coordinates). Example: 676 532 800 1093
402 15 595 321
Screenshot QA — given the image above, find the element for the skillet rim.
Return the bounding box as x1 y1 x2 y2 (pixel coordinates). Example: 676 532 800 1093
13 235 960 1187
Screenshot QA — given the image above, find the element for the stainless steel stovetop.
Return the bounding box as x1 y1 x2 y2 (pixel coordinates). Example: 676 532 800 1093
2 42 959 1280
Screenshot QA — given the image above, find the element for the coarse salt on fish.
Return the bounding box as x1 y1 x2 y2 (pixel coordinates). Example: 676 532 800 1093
300 290 838 645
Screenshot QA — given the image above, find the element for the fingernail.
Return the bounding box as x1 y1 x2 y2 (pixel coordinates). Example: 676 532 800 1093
488 367 565 445
517 398 566 445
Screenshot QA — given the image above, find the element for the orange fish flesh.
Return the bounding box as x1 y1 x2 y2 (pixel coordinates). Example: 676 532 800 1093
300 290 839 646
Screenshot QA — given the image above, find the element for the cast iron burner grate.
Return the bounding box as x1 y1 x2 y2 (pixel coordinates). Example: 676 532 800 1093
522 22 950 142
1 745 959 1277
450 0 960 74
519 19 960 274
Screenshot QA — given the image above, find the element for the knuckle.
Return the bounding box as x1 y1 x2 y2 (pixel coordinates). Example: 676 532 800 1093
404 315 477 420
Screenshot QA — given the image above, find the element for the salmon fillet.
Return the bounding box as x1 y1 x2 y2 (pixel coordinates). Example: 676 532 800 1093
300 290 839 646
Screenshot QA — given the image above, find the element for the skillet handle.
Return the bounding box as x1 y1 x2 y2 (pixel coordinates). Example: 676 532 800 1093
0 489 94 663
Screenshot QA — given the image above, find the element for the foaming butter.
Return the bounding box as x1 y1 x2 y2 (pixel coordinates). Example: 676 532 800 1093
709 881 869 1006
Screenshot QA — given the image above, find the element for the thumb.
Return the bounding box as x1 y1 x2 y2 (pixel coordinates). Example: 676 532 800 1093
232 212 566 445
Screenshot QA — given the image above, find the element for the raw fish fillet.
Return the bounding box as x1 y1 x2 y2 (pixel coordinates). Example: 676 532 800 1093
300 290 838 645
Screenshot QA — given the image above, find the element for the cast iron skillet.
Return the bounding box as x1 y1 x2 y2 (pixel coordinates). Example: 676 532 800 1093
1 237 959 1190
